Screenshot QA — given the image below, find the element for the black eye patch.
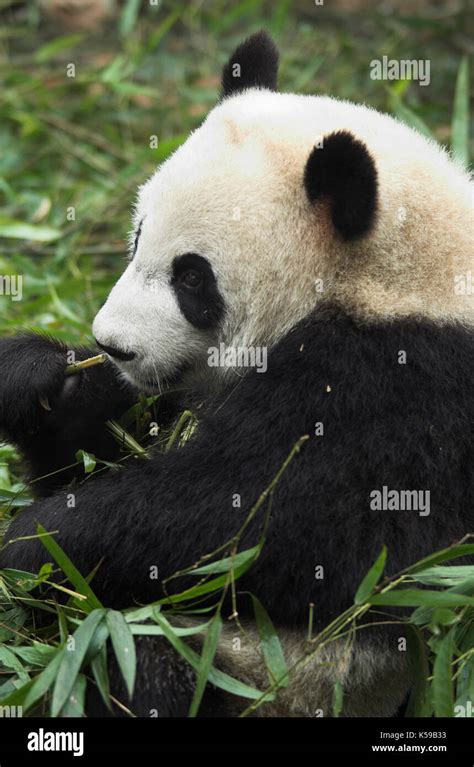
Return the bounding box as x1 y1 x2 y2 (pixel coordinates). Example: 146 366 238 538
171 253 225 330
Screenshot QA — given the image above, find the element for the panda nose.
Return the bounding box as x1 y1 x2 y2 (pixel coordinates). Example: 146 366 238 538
95 339 136 361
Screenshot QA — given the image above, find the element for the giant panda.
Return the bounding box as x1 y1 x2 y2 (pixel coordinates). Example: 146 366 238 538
0 31 472 718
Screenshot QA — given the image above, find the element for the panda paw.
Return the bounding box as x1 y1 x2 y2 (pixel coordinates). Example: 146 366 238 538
0 333 78 443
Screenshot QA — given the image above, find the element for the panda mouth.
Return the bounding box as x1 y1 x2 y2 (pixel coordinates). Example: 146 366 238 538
128 361 192 395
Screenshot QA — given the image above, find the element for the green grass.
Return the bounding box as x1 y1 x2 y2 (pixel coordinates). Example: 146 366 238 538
0 0 472 717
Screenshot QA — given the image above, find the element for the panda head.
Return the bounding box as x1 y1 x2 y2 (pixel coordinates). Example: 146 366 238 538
93 31 473 393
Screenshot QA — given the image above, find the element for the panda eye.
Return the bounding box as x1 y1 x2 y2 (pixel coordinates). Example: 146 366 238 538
171 253 224 330
178 269 203 289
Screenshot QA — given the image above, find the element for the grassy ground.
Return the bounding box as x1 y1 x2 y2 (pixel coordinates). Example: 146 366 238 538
0 0 472 718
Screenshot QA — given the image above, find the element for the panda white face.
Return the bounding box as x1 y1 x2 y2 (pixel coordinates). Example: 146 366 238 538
93 42 472 394
92 96 325 393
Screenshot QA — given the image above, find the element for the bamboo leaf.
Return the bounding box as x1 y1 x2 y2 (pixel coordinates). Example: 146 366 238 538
0 646 30 683
75 449 97 474
455 660 474 714
51 610 104 717
162 558 258 604
191 546 260 576
413 565 474 586
432 631 455 717
369 589 474 608
355 546 387 604
8 643 57 668
106 610 136 698
37 524 103 611
405 625 432 717
189 613 222 717
59 673 86 717
430 608 460 627
83 620 110 666
252 595 288 688
451 57 470 167
129 622 210 636
0 490 33 508
91 646 111 712
406 544 474 574
0 650 63 714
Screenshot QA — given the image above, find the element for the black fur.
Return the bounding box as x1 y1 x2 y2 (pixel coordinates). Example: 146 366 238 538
304 130 378 240
221 30 279 98
86 635 229 717
0 334 137 496
0 306 472 714
171 253 225 329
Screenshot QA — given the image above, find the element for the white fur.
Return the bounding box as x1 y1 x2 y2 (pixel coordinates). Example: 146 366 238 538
183 618 412 717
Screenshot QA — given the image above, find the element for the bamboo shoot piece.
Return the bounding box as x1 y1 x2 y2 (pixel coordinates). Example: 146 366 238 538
64 353 107 376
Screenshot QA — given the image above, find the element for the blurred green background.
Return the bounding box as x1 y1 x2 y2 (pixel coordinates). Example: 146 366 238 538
0 0 472 343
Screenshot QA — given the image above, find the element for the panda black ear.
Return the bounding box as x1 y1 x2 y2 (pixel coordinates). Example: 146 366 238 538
221 30 279 98
304 130 378 240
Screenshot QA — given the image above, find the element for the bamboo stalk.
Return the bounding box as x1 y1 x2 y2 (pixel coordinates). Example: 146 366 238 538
64 353 107 376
